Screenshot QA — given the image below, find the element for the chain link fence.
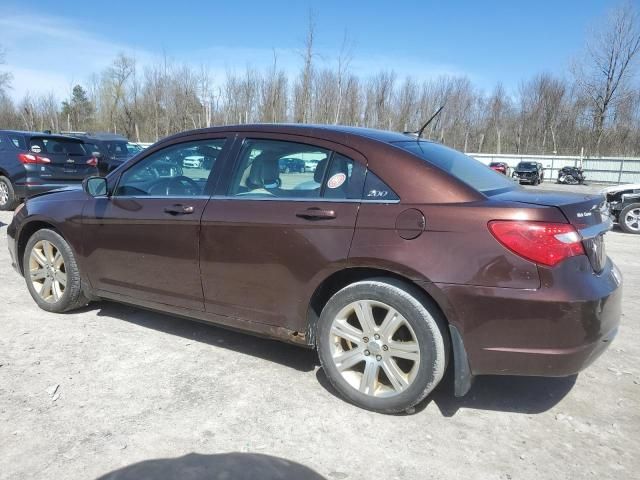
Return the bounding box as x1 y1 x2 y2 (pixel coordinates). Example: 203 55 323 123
470 153 640 185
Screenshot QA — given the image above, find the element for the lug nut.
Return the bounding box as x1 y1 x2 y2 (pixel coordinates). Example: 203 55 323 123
374 334 380 340
382 345 388 351
376 355 382 361
364 350 370 356
363 337 369 343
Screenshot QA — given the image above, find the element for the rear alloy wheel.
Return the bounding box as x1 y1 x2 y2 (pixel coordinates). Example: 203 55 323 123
317 279 447 413
23 229 89 312
620 203 640 234
0 176 19 211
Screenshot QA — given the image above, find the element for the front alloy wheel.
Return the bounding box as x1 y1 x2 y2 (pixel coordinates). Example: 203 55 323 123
29 240 67 303
317 279 448 413
23 229 89 312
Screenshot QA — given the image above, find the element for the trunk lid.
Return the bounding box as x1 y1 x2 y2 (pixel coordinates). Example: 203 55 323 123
493 188 611 272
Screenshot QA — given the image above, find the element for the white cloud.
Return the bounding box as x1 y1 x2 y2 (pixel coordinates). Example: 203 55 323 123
0 10 475 101
0 12 156 100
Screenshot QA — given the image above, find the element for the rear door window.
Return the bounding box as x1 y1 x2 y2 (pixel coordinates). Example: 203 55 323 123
228 139 365 200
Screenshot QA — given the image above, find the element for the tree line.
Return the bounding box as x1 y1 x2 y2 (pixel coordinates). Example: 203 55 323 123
0 3 639 157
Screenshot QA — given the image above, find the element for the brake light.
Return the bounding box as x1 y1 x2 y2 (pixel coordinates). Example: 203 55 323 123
86 157 98 167
18 153 51 164
488 221 585 267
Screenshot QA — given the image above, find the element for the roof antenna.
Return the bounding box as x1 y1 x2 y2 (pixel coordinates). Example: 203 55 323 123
405 104 445 140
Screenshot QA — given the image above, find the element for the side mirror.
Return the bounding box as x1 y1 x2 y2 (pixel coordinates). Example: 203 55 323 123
92 151 102 159
83 176 108 197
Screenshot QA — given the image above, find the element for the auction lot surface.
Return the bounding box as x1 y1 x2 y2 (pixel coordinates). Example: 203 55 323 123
1 182 638 479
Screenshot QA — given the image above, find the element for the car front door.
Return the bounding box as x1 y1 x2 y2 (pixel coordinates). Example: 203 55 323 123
199 134 366 334
82 136 230 311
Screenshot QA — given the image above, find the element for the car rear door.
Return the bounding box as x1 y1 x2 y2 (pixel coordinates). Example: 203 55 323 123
27 136 96 181
82 135 231 310
199 133 366 335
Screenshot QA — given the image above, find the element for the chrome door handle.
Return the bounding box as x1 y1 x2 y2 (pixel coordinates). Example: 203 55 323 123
296 208 336 220
164 204 195 215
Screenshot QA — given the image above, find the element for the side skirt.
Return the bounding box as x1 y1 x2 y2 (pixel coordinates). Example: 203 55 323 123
92 289 311 347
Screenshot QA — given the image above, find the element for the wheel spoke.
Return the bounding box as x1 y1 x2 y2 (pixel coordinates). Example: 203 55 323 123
52 280 63 301
31 249 47 267
388 341 420 362
43 241 55 263
359 361 379 395
54 271 67 287
40 278 53 299
378 308 402 340
331 320 364 345
381 358 409 392
30 268 46 281
334 348 365 371
53 252 64 269
354 301 376 335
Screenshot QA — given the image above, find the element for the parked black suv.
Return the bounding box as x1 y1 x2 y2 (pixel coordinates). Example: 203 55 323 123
0 130 99 210
71 133 136 175
512 161 544 185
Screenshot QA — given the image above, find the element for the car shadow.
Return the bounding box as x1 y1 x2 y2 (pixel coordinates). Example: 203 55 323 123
85 300 319 373
95 452 326 480
316 366 577 417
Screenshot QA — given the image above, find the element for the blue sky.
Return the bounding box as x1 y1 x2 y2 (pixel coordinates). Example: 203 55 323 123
0 0 618 99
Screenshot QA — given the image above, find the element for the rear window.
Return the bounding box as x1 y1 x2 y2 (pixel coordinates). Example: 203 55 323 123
393 141 516 196
29 137 88 156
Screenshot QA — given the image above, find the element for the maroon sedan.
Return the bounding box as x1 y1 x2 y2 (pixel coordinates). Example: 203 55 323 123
489 161 511 176
6 125 621 413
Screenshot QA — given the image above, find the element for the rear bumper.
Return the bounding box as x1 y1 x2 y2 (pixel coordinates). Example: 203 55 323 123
435 255 622 377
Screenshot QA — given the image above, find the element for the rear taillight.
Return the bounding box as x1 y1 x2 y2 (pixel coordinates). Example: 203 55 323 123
488 221 585 267
18 153 51 164
86 157 98 167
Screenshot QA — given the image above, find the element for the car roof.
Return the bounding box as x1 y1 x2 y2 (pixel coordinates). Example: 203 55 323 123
73 132 129 141
164 123 427 146
0 130 84 141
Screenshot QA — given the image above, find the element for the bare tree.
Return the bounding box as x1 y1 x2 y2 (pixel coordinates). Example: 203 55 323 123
573 2 640 153
0 45 12 98
294 11 317 123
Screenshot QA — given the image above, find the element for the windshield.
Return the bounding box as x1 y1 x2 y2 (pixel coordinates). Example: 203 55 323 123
517 162 537 170
392 141 516 195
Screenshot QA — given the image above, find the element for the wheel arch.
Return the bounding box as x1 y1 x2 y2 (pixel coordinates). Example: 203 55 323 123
305 266 454 347
305 265 474 396
16 220 63 275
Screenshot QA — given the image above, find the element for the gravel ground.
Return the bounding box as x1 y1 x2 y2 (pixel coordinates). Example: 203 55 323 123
0 182 638 479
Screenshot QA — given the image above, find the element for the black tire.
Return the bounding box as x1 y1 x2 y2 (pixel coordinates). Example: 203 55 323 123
619 203 640 235
0 176 19 211
317 279 448 413
23 229 89 313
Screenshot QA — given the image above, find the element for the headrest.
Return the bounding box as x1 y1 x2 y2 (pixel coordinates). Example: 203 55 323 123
247 154 280 189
